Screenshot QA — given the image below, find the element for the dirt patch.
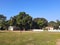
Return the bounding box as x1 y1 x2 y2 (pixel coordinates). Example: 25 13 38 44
56 39 60 45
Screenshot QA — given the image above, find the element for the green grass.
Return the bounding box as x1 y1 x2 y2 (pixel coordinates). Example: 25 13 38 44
0 31 60 45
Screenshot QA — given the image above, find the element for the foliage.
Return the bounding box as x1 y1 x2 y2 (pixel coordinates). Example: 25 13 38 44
0 14 6 30
48 21 59 29
33 18 48 29
16 12 32 30
56 20 60 28
8 16 17 26
0 12 60 30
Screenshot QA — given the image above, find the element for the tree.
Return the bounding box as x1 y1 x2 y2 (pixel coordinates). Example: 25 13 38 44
48 21 58 29
0 14 6 30
16 12 33 30
56 20 60 29
33 18 48 29
8 16 17 26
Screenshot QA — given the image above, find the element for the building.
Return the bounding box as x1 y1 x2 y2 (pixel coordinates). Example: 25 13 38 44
45 26 54 30
8 26 20 31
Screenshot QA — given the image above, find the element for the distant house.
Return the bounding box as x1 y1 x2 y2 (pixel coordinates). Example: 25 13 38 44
8 26 20 31
45 26 54 30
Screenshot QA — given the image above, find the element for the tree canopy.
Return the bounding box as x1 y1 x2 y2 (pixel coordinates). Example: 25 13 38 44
0 12 60 30
0 14 6 30
16 12 32 30
33 18 48 29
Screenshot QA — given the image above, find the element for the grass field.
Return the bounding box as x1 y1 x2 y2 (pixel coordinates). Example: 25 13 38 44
0 31 60 45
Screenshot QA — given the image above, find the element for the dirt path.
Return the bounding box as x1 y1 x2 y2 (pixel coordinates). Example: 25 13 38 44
56 39 60 45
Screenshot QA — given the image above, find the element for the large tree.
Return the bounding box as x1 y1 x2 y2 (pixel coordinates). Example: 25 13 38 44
16 12 33 30
33 18 48 29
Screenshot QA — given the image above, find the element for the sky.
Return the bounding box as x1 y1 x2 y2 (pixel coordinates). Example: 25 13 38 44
0 0 60 21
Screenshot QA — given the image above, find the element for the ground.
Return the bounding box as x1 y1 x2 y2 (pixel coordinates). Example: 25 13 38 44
56 39 60 45
0 31 60 45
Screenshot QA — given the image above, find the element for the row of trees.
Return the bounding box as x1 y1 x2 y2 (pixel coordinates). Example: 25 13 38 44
0 12 60 30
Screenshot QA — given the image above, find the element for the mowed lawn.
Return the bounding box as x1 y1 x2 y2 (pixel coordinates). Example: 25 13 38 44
0 31 60 45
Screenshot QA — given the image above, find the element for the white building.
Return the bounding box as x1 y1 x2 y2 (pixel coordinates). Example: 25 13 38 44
8 26 14 31
8 26 20 31
45 26 54 30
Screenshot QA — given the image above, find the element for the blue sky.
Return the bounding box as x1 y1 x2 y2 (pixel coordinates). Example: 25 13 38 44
0 0 60 21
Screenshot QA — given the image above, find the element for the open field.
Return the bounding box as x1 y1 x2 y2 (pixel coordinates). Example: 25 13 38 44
0 31 60 45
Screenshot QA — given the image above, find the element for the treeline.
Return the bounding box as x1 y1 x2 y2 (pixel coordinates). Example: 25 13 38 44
0 12 60 30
